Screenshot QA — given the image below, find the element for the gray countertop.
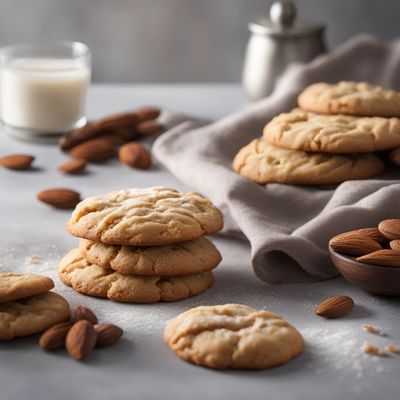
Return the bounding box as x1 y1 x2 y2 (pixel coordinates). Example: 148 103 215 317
1 85 399 400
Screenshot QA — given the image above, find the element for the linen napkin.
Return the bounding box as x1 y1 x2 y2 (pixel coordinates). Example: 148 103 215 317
153 35 400 283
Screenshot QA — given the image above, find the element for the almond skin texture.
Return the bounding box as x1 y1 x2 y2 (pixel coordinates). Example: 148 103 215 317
389 146 400 166
69 138 116 162
119 142 152 169
0 154 34 170
378 219 400 240
37 188 81 209
135 107 160 122
390 240 400 252
329 235 382 257
137 121 165 136
314 295 354 318
70 306 98 325
58 158 87 174
66 320 98 361
39 322 72 350
356 249 400 267
94 323 123 348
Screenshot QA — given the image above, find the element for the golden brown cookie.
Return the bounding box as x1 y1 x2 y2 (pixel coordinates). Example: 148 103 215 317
0 292 70 340
298 81 400 117
67 187 223 246
58 248 214 303
0 272 54 303
164 304 304 369
263 108 400 153
233 138 384 185
79 237 221 276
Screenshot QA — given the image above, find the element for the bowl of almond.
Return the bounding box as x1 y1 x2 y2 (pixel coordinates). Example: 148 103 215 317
329 219 400 296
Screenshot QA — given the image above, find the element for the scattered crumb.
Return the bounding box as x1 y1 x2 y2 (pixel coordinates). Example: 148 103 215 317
24 255 39 266
362 324 384 336
385 343 399 354
362 341 383 356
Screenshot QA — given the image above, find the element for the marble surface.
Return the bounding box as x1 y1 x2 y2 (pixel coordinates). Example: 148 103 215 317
0 85 399 400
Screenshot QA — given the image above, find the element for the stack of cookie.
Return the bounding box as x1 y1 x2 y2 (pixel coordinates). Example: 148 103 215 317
58 187 224 303
0 273 70 340
233 81 400 185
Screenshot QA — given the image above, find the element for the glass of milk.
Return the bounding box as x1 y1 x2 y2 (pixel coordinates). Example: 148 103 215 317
0 41 91 141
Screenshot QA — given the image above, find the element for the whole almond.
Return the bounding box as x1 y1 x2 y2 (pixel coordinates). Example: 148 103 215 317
58 158 87 174
69 138 116 162
389 146 400 166
356 249 400 267
94 323 123 347
329 236 382 257
119 142 152 169
0 154 35 170
137 121 165 136
134 107 160 122
315 295 354 318
66 320 98 361
39 322 72 350
390 240 400 252
37 188 81 209
70 305 98 325
378 219 400 240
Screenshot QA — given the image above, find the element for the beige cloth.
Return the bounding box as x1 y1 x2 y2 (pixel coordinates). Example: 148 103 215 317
153 35 400 283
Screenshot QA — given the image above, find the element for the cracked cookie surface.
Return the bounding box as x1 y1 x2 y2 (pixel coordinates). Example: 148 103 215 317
79 237 221 276
298 81 400 117
67 186 223 246
233 138 384 184
0 292 70 340
58 248 214 303
263 108 400 153
164 304 304 369
0 272 54 303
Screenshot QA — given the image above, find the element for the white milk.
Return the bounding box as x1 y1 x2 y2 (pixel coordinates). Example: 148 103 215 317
1 58 90 132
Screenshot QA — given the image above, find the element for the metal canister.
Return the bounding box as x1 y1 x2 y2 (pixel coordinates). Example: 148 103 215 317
242 1 326 101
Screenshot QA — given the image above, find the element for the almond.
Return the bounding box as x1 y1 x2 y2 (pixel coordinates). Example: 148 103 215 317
39 322 72 350
314 295 354 318
0 154 35 170
66 320 98 361
135 107 160 122
356 249 400 267
378 219 400 240
37 188 81 209
119 142 152 169
69 138 116 162
137 121 165 136
70 305 98 325
58 158 87 174
390 240 400 252
389 146 400 166
94 323 123 347
329 235 382 257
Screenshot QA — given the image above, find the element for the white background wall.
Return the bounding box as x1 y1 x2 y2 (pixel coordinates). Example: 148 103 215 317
0 0 399 82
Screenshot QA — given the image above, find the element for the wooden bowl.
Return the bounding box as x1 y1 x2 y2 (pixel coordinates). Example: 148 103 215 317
329 246 400 296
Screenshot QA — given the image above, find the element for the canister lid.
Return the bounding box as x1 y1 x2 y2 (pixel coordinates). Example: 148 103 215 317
249 1 325 37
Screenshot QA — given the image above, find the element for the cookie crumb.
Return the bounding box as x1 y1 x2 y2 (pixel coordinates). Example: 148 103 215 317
385 343 399 354
25 255 39 265
362 341 382 356
362 324 384 335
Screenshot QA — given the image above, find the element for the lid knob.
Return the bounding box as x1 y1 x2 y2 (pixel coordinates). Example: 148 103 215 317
269 0 297 28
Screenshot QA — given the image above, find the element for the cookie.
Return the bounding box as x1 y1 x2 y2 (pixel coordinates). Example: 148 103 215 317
164 304 304 369
79 237 221 276
0 292 70 340
298 81 400 117
0 272 54 303
263 108 400 153
233 138 384 185
67 186 223 246
58 248 214 303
